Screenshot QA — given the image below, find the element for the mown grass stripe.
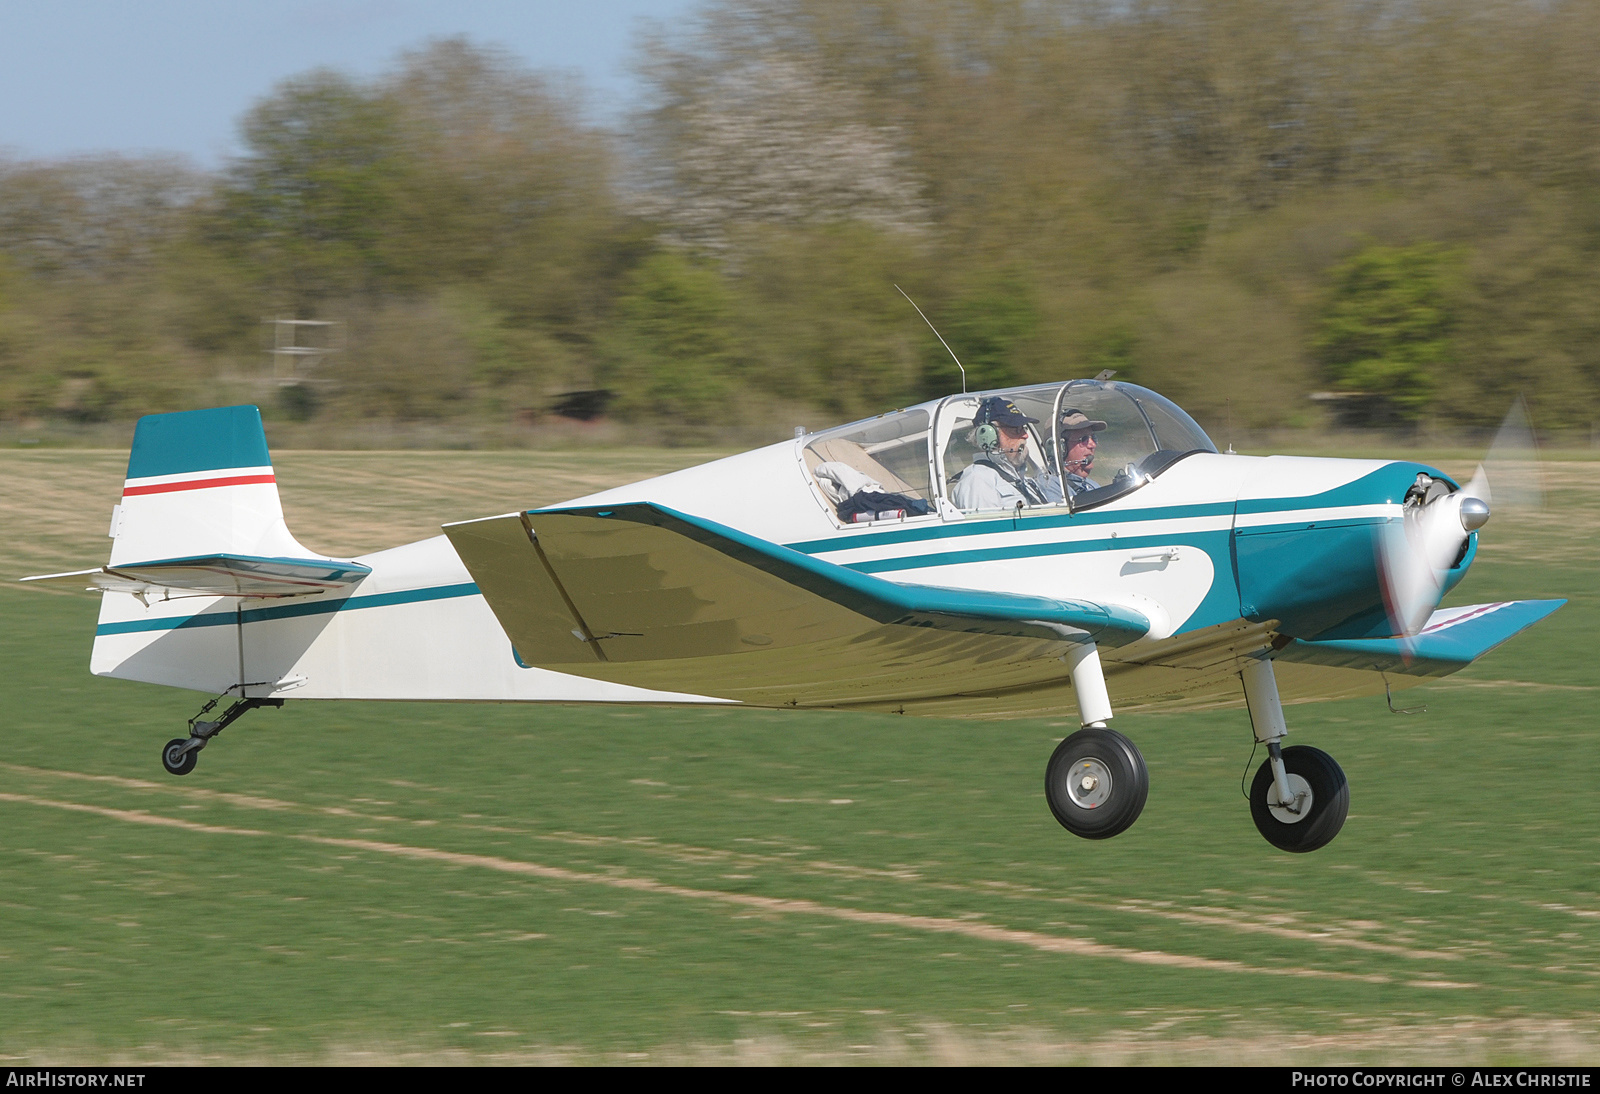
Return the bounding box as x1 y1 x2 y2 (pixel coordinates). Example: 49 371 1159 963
0 789 1435 987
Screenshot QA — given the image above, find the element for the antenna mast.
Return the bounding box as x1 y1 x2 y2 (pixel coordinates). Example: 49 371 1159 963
896 285 967 394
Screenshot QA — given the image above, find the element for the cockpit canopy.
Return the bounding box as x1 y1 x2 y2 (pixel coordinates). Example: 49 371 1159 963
802 380 1215 524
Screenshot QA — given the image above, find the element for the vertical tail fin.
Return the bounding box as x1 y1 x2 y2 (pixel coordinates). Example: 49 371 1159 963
75 406 366 695
110 405 315 565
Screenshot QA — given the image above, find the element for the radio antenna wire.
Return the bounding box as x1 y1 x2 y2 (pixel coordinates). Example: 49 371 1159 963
896 284 966 393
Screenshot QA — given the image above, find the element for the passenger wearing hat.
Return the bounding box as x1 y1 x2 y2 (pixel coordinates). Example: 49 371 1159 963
953 396 1050 511
1041 407 1109 502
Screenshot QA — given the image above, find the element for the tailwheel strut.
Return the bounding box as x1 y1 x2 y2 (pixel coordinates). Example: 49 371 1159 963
161 690 283 776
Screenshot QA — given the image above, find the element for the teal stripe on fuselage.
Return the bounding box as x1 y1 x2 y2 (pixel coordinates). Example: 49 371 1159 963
823 514 1391 581
835 528 1229 574
782 462 1434 637
831 527 1241 636
1233 461 1445 515
783 500 1236 556
95 582 480 636
784 461 1433 558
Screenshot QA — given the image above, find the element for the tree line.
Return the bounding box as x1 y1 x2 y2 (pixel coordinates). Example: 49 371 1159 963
2 1 1598 444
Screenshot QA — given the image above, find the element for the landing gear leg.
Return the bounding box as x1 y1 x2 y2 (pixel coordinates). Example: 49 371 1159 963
1045 642 1149 839
161 691 283 776
1240 657 1348 852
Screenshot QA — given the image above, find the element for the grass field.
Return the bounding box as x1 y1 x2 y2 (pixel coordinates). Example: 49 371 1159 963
1 448 1596 1064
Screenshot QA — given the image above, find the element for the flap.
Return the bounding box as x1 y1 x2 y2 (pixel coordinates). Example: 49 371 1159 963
439 512 602 666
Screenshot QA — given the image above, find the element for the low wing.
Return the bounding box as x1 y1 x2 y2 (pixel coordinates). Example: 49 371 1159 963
871 600 1566 719
444 502 1148 707
21 553 372 599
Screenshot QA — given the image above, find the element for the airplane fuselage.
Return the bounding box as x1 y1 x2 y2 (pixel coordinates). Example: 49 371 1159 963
88 439 1466 718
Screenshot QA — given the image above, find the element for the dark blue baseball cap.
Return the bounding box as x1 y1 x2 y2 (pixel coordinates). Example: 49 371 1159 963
978 396 1038 429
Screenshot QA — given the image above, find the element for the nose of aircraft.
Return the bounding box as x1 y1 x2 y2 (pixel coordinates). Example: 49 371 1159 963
1233 459 1479 642
1375 465 1493 637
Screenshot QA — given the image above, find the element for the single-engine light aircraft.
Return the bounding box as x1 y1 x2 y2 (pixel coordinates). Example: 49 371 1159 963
23 380 1563 852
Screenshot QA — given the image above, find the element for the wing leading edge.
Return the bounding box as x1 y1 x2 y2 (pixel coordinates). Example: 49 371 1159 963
444 502 1149 707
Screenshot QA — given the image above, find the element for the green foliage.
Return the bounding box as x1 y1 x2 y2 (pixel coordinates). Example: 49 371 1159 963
608 250 740 430
1130 269 1312 434
726 224 926 419
324 294 478 420
1314 244 1459 424
276 381 321 422
160 226 261 356
1085 326 1137 381
382 38 626 313
219 71 412 306
919 273 1038 398
1442 191 1600 432
5 6 1600 436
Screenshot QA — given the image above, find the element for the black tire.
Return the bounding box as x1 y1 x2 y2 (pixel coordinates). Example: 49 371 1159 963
1250 745 1348 853
1045 727 1149 839
161 738 197 777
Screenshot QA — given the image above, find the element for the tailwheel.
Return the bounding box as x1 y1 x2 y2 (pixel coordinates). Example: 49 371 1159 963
161 738 198 777
1045 726 1149 840
159 693 284 777
1250 745 1349 853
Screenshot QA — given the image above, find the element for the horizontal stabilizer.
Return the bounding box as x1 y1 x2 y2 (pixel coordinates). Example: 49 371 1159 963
1275 599 1565 677
22 553 371 600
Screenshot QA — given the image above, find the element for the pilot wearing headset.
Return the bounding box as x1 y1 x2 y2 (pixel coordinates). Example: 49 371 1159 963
1041 407 1109 502
952 396 1050 511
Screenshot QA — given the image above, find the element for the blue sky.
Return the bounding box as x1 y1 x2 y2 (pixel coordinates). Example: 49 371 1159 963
0 1 703 168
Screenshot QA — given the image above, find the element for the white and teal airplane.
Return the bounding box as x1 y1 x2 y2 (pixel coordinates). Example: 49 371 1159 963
23 379 1563 853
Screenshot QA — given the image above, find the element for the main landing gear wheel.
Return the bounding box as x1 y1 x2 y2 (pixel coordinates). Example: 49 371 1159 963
1045 727 1149 839
1250 745 1349 853
161 738 198 777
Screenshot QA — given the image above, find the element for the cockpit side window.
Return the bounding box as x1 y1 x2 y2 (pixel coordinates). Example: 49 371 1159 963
803 409 933 525
936 388 1060 512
